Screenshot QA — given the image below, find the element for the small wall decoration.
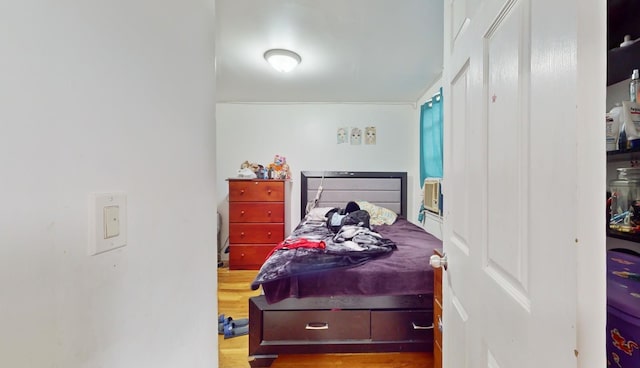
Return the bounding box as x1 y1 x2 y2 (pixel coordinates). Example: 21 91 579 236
365 126 376 145
337 127 348 144
350 127 362 145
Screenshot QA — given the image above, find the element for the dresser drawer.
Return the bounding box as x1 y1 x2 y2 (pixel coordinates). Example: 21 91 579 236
263 310 370 341
371 310 433 341
229 180 284 202
229 223 283 244
229 202 284 223
229 245 274 270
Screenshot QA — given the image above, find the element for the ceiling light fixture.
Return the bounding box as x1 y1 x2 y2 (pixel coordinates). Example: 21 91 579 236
264 49 301 73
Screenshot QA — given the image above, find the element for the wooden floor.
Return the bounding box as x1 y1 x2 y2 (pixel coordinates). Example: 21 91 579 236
217 267 434 368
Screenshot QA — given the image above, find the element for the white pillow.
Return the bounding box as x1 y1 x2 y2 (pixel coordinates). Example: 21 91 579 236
356 201 398 225
305 207 335 221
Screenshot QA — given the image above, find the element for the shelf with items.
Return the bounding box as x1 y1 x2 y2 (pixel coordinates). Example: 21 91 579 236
608 166 640 245
607 147 640 162
608 230 640 243
607 231 640 254
607 218 640 245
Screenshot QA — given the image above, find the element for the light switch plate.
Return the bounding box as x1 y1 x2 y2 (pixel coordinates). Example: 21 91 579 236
89 192 127 255
103 205 120 239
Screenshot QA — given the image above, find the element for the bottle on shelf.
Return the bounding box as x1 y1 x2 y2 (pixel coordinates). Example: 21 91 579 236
631 69 639 103
608 103 623 151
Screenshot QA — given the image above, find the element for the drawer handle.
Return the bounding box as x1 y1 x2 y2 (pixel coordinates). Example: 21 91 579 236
240 232 245 237
305 322 329 330
267 210 272 216
412 322 434 330
267 189 272 195
240 253 245 258
240 210 245 216
240 189 245 195
267 232 272 237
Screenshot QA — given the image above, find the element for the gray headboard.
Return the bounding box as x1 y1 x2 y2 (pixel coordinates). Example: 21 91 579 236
300 171 407 220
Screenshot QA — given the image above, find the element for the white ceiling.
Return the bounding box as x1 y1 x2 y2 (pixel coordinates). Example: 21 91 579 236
215 0 444 104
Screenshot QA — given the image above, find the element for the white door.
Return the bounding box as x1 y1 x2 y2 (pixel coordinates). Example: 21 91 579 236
441 0 605 367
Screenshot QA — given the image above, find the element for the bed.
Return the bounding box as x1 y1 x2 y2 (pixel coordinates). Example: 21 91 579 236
607 249 640 367
247 171 442 367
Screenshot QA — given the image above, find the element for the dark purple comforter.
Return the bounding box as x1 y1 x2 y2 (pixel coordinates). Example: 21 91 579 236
257 217 442 304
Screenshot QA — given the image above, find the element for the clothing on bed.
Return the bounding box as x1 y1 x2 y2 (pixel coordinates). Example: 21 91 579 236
257 217 441 304
250 216 396 291
264 238 326 259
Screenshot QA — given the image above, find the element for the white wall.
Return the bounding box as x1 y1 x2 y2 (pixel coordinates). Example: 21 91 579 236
0 1 217 367
216 103 420 247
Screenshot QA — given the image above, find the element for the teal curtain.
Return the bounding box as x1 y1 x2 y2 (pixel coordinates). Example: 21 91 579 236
420 87 443 182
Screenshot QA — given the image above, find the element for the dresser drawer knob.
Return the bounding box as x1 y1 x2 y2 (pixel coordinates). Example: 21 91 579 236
267 189 272 195
240 232 245 237
240 253 245 258
267 232 272 237
412 322 434 330
305 322 329 330
267 211 272 216
240 210 245 216
240 189 245 195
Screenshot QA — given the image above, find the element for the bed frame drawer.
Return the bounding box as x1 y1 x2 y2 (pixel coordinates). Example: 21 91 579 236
263 310 370 341
229 180 284 202
371 310 434 341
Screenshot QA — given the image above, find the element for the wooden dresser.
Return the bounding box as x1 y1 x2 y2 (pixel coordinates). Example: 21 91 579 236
433 248 443 368
227 179 290 270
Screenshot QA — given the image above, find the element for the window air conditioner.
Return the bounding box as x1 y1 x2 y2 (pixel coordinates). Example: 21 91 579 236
423 179 441 214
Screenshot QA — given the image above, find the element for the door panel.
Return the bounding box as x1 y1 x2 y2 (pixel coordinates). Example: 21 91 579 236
447 57 474 367
450 60 471 253
447 295 469 367
446 32 474 368
442 0 586 366
450 0 468 47
484 0 531 306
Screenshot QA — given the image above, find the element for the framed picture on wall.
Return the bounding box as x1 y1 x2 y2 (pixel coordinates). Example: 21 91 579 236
337 127 348 144
365 126 376 145
350 127 362 145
